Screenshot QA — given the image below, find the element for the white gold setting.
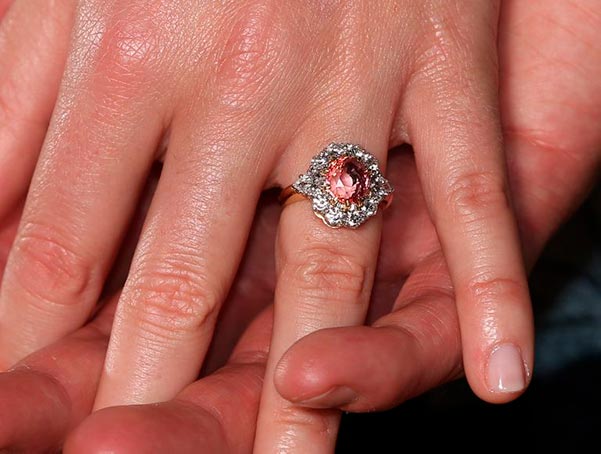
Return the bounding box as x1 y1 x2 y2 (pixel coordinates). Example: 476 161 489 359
291 143 393 228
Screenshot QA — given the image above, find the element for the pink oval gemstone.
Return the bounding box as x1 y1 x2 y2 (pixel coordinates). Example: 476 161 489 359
327 157 369 203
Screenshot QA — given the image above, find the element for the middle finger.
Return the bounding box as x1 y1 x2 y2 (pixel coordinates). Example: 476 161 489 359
93 1 309 407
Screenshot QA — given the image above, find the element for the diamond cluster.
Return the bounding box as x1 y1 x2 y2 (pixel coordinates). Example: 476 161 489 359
292 143 393 228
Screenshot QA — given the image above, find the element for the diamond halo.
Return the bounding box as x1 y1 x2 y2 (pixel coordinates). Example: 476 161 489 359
291 143 393 229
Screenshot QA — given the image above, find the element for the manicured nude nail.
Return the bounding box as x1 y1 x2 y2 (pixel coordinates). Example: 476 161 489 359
297 386 358 408
487 344 526 393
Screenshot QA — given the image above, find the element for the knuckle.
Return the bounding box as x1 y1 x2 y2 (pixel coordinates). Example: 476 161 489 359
215 2 281 108
76 2 164 87
11 222 92 307
127 267 219 334
412 10 462 81
444 171 510 221
466 275 527 307
410 10 498 124
280 243 369 306
98 23 158 78
413 2 497 78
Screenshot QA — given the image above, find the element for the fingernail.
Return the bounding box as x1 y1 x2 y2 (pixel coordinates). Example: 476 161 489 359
296 386 358 408
487 343 527 393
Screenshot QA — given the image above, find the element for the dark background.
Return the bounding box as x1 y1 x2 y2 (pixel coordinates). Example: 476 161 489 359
337 186 601 452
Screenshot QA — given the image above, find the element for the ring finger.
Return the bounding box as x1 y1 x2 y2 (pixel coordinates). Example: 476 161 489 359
254 98 397 452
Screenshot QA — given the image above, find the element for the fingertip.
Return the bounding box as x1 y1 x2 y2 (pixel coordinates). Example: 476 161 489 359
273 328 388 412
0 369 70 452
64 409 133 454
273 351 319 403
65 404 218 454
465 341 532 404
273 330 348 403
275 356 361 410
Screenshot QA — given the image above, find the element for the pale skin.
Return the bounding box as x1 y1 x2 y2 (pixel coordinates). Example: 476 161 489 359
0 0 600 452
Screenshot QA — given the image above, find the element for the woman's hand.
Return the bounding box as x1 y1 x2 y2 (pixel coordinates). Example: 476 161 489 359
3 140 595 453
0 169 277 452
0 0 599 448
271 0 601 430
74 1 601 451
0 0 533 415
1 127 598 453
0 294 273 453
